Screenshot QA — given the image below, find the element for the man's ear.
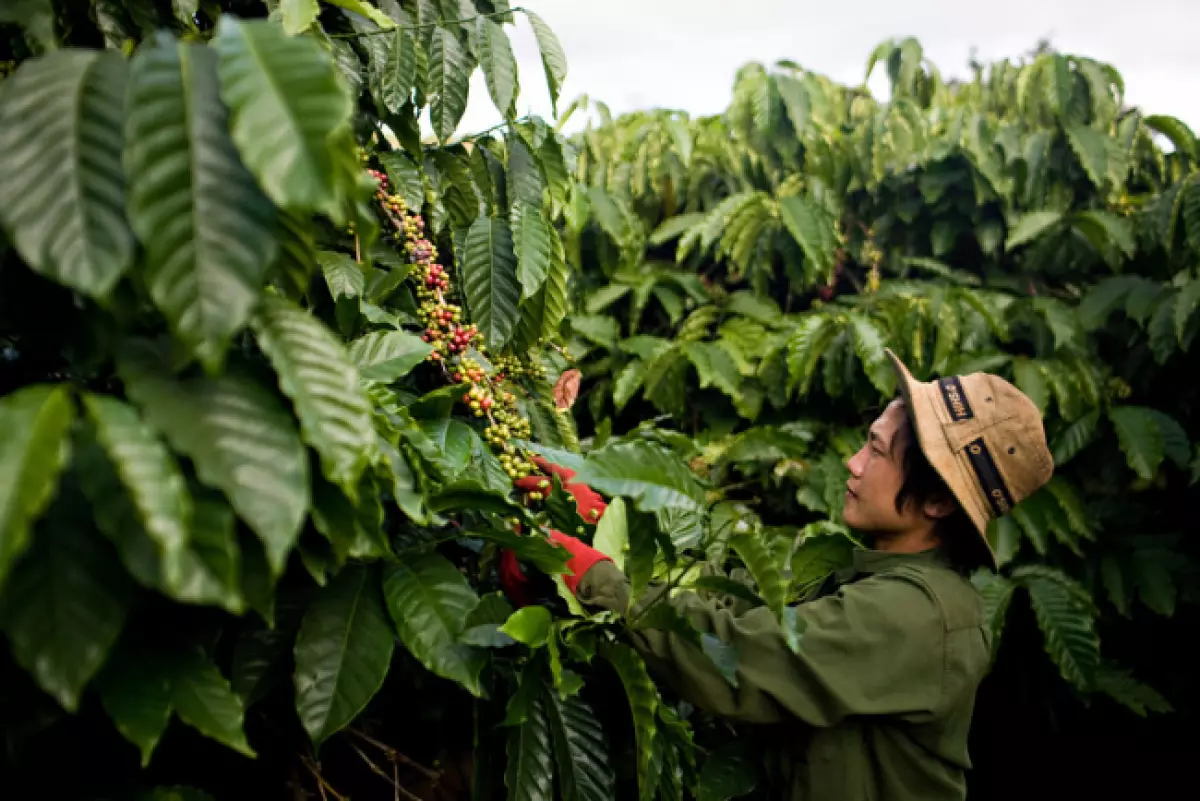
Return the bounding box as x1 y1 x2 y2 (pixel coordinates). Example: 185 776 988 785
923 494 957 521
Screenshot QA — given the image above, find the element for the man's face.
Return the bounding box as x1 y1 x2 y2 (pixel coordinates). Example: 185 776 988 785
843 398 926 534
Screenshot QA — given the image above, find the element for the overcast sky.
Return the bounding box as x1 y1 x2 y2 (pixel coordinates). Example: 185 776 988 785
439 0 1200 138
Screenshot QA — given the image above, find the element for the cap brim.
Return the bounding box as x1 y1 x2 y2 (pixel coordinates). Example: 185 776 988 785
884 349 999 571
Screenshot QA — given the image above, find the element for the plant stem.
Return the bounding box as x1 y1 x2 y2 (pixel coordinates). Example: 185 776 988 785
328 7 525 39
349 742 424 801
302 757 346 801
346 727 442 781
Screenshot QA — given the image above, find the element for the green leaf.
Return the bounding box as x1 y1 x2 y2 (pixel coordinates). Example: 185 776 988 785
525 10 567 113
593 496 629 571
280 0 318 33
786 314 833 396
778 195 836 279
463 216 521 349
270 210 318 300
512 201 553 299
215 17 351 214
600 643 661 801
380 24 418 114
252 296 375 495
1175 277 1200 345
1143 114 1197 161
697 741 758 801
849 314 894 396
168 649 254 756
0 385 74 590
142 787 217 801
973 572 1015 659
378 151 426 210
383 552 486 695
0 505 131 712
95 647 173 767
1006 210 1062 250
500 605 552 647
127 36 277 370
1014 565 1099 690
571 441 706 513
1013 359 1050 416
0 0 56 51
428 25 470 143
118 343 309 576
613 360 648 412
505 693 554 801
1051 409 1099 466
83 394 192 590
318 250 365 301
348 329 433 382
682 341 742 399
544 686 615 801
1064 123 1123 190
1109 406 1165 480
1148 408 1191 469
478 17 517 116
730 535 786 617
1095 662 1173 717
1073 210 1134 261
0 50 134 298
295 565 395 746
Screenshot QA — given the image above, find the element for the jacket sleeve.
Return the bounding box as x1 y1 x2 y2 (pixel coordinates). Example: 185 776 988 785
577 561 945 727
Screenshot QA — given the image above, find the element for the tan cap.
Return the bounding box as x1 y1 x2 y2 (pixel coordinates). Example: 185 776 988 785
885 349 1054 568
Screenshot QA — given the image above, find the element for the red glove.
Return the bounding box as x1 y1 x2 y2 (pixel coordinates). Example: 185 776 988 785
513 457 608 523
498 457 611 606
547 530 612 594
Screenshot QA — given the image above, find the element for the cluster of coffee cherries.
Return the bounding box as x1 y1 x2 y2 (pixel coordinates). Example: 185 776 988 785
365 162 541 487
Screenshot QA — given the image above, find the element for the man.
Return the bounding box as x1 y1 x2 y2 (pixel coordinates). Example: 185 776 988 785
506 349 1054 800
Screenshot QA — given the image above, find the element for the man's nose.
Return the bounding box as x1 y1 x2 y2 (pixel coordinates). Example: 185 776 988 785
847 447 866 477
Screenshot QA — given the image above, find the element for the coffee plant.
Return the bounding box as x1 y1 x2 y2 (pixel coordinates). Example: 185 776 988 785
1 3 1196 800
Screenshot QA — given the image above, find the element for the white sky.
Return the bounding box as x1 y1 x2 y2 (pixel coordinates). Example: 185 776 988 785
439 0 1200 138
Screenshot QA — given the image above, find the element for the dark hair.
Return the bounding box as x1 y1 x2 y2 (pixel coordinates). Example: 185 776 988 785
892 404 989 574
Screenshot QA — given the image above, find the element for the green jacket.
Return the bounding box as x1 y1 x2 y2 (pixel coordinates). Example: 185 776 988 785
577 548 990 801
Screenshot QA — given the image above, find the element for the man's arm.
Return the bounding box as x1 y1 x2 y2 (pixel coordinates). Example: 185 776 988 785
578 560 946 727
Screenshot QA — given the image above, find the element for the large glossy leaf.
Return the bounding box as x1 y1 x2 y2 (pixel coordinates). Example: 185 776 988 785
215 17 352 214
83 394 192 590
463 215 521 349
697 741 758 801
126 36 277 370
348 330 433 382
1095 662 1173 717
505 692 554 801
786 315 833 395
1005 210 1062 250
0 50 134 298
592 496 629 571
1014 565 1099 690
730 534 786 617
251 296 374 495
0 385 74 590
383 552 486 695
0 503 131 712
525 10 567 112
317 249 365 301
380 23 418 114
168 649 254 756
478 17 517 117
96 647 174 766
778 195 836 280
428 25 471 143
1108 406 1165 480
682 341 742 399
1051 409 1099 466
294 565 395 746
601 643 662 801
544 686 616 801
570 440 706 513
1064 123 1125 191
118 343 309 576
973 572 1015 659
512 201 553 299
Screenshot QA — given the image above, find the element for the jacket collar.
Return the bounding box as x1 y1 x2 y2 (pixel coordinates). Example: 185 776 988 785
832 547 949 584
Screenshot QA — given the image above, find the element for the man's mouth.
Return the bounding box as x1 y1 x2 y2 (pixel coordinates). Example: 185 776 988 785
845 483 857 500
